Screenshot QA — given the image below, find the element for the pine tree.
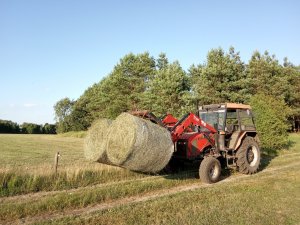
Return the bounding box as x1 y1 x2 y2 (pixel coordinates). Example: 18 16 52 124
144 60 192 117
190 47 246 104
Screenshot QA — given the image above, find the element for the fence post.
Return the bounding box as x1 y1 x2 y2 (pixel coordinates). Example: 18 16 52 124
54 152 61 174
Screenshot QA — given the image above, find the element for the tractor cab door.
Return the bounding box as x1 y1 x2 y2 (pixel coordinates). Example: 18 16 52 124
225 108 256 149
225 109 240 149
238 109 256 131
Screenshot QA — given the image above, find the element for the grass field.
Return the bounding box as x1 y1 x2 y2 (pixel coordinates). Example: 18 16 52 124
0 133 300 225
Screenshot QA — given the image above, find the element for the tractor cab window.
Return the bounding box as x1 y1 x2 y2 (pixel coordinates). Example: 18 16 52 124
199 109 225 131
238 109 255 130
225 109 239 133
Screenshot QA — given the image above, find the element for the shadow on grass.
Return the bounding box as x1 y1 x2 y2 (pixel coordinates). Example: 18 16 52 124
260 139 296 170
158 160 200 180
158 160 234 182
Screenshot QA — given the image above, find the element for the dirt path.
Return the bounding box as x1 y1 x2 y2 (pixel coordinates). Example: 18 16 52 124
11 161 300 225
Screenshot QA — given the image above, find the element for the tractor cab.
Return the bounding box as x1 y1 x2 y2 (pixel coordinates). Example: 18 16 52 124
198 103 258 151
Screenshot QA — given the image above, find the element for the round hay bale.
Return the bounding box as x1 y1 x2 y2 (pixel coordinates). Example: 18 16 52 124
84 119 112 162
106 113 174 173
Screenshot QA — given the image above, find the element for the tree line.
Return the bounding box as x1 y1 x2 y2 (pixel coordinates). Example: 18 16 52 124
0 120 56 134
54 47 300 150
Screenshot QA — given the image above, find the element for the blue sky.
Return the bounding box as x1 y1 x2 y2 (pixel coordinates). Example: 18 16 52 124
1 0 299 124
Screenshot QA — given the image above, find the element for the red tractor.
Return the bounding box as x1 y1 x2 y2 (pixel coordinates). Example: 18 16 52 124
132 103 261 183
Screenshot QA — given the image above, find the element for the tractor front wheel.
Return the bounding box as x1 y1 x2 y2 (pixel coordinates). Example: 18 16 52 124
199 157 221 184
236 136 261 174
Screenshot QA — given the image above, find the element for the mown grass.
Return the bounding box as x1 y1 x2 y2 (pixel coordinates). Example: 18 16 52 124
0 134 85 169
0 134 147 196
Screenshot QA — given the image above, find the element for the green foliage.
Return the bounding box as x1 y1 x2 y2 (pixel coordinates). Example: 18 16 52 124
42 123 56 134
53 48 300 138
59 52 157 131
247 51 288 99
21 123 42 134
250 94 290 151
0 120 55 134
0 120 20 133
281 61 300 131
54 97 74 133
190 47 247 104
143 60 192 117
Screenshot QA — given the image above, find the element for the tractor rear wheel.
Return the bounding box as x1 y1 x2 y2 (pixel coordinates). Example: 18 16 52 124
199 157 221 184
236 137 261 174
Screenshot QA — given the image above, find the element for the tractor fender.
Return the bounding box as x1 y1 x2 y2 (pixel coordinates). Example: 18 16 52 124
234 132 259 150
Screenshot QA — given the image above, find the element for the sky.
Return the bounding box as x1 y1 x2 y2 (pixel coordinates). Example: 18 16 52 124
0 0 299 124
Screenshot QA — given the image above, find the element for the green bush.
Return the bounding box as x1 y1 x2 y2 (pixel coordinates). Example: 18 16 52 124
250 94 290 152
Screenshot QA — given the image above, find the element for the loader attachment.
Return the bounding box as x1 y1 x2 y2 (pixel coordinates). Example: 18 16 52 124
130 110 166 127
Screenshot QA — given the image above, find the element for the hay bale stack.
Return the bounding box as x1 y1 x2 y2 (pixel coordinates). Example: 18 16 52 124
84 119 112 163
106 113 174 173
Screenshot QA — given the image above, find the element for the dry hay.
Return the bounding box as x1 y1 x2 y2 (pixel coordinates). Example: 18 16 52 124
106 113 174 173
84 119 112 163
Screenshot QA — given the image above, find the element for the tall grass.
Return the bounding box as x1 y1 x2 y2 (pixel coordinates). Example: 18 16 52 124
0 134 145 196
57 131 87 138
0 167 146 197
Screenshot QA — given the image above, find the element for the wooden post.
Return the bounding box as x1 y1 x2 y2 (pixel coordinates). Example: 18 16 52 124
54 152 61 174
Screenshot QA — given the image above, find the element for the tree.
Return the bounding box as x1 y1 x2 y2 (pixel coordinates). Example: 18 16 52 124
109 52 156 112
43 123 56 134
52 48 300 135
66 52 157 129
0 120 20 133
250 94 290 151
156 53 169 70
21 123 42 134
246 51 288 99
190 47 246 105
143 60 192 117
281 59 300 131
54 97 74 133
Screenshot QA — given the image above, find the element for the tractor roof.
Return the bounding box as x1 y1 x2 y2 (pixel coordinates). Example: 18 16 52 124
225 103 251 109
201 103 251 110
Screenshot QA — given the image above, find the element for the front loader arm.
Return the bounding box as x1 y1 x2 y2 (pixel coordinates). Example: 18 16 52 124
171 112 217 142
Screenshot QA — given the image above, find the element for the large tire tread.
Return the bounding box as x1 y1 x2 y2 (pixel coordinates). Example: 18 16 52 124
236 137 261 174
